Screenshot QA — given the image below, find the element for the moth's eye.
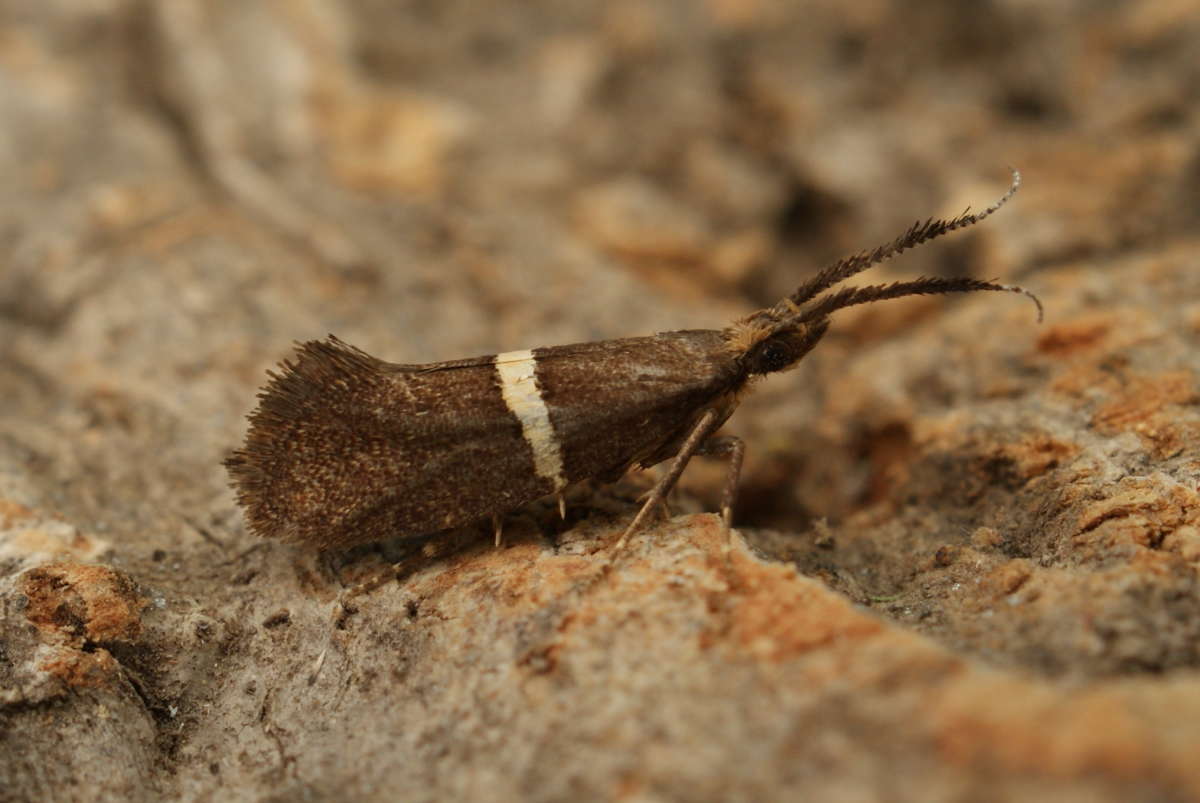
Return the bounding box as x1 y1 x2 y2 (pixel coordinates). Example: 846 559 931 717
755 340 792 373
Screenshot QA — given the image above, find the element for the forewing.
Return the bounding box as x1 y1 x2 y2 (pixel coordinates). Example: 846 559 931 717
226 330 742 550
532 330 740 482
226 338 548 549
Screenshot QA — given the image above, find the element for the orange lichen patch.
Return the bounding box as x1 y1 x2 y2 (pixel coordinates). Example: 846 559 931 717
1036 314 1114 356
522 553 600 607
492 538 587 592
1049 360 1123 399
1090 370 1200 456
932 679 1157 779
724 551 883 663
985 559 1034 597
23 565 140 691
1126 547 1190 577
496 552 600 611
994 433 1080 481
39 645 122 689
22 563 145 644
1074 478 1199 551
0 498 37 527
1162 526 1200 562
1092 370 1199 431
1048 367 1200 458
1078 483 1195 533
406 530 602 620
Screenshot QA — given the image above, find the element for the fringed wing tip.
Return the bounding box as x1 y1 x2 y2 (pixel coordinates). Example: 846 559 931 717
245 335 385 423
225 336 388 543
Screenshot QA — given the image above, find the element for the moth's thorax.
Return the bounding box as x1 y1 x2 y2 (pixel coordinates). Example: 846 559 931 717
725 310 782 357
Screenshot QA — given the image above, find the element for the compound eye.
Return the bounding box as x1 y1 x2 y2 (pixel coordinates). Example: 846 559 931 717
757 340 791 373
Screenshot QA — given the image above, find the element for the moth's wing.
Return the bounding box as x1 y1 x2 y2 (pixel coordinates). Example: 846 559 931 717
227 331 743 549
226 337 550 549
531 330 742 482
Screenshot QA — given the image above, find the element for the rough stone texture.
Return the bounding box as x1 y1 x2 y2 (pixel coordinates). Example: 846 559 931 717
2 1 1199 801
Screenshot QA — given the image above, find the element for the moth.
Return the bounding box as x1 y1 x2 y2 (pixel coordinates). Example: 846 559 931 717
226 170 1040 553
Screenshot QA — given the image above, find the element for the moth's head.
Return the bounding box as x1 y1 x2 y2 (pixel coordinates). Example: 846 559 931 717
734 314 831 376
727 169 1041 379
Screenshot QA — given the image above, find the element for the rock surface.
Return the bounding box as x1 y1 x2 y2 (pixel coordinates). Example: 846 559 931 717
2 1 1199 801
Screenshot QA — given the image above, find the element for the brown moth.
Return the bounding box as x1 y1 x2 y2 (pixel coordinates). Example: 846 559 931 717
226 170 1040 553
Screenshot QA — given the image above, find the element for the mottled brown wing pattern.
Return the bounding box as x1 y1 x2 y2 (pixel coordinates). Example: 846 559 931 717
226 332 745 550
534 330 743 482
226 338 547 549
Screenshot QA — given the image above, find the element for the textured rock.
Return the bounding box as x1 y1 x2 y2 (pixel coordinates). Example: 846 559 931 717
1 1 1198 801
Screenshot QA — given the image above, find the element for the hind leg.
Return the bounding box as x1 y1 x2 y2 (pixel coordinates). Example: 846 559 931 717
695 434 745 552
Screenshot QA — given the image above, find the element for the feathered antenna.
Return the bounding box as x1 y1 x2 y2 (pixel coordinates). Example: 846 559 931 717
796 276 1043 325
776 169 1023 318
735 169 1043 341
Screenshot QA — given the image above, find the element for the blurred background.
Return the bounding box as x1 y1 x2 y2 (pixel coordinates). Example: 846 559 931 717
3 2 1200 800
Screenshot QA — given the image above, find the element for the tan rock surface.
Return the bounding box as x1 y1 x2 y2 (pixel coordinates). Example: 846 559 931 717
1 2 1198 801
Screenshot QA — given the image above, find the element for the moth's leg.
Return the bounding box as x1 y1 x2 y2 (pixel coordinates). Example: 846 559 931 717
636 465 674 518
695 435 746 553
558 492 567 520
656 463 678 518
309 558 401 684
612 408 721 553
493 514 504 548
